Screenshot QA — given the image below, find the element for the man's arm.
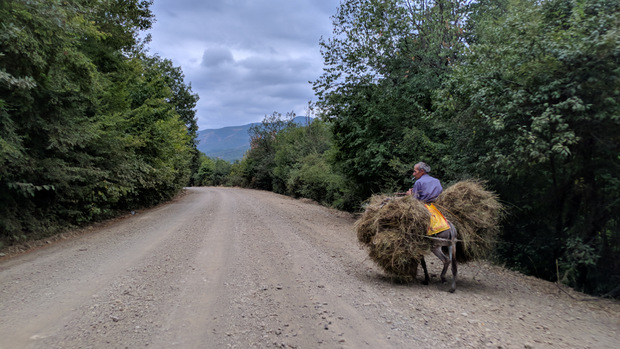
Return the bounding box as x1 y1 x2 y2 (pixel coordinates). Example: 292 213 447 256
411 180 422 200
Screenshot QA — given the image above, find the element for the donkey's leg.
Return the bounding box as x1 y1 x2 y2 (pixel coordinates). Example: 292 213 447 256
448 241 457 292
431 245 450 284
449 223 458 293
420 256 430 285
450 253 457 293
430 230 452 283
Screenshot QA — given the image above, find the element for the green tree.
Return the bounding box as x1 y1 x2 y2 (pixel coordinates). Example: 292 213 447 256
242 111 297 190
91 0 154 53
212 159 232 186
437 0 620 295
194 155 233 187
313 0 472 202
114 54 194 206
0 0 111 235
0 0 197 244
271 118 353 209
193 154 215 186
90 54 197 208
272 118 326 193
228 160 249 188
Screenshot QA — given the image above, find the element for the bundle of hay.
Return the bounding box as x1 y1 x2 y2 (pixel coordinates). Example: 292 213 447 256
434 180 504 262
355 180 503 279
355 195 431 280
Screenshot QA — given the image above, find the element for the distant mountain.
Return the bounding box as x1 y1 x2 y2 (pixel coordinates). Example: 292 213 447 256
195 124 253 162
195 116 314 162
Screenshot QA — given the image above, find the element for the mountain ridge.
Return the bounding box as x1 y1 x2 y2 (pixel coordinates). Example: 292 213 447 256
195 116 313 161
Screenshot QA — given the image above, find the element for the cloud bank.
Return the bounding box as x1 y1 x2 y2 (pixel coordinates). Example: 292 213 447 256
147 0 339 130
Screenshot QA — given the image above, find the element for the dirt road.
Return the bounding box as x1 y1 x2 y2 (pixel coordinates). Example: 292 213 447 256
0 187 618 348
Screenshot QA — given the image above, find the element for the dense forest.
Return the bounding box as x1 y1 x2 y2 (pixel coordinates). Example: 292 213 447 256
2 0 618 297
0 1 199 242
196 0 619 297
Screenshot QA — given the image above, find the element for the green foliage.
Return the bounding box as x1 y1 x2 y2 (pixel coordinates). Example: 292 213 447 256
211 159 232 186
286 153 349 208
1 0 107 232
226 161 247 187
274 119 353 209
193 154 215 186
242 111 297 191
234 114 355 210
0 0 197 244
193 154 233 187
313 0 472 202
90 0 155 53
436 0 620 295
272 118 330 193
559 236 600 286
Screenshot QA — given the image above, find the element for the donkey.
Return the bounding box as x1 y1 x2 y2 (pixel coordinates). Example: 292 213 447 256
381 195 459 292
420 221 458 293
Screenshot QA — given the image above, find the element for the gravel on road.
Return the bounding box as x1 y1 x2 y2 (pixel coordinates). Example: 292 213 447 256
0 187 618 348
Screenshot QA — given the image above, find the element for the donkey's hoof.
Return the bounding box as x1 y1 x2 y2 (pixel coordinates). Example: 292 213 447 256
448 288 455 293
441 278 447 284
422 279 429 285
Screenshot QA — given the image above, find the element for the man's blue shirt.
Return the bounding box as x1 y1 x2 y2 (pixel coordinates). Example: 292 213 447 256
412 174 443 203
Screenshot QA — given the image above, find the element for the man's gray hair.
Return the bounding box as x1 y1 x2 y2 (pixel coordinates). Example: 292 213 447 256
416 162 431 173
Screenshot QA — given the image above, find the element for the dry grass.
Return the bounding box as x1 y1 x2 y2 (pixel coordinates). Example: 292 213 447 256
435 180 505 262
355 180 504 278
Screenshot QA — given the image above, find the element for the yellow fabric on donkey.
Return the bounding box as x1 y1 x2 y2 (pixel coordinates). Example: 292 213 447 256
425 203 450 235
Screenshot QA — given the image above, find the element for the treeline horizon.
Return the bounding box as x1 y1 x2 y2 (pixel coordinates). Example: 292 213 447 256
194 0 619 298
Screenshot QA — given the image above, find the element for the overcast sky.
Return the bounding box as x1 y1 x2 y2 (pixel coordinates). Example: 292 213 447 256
145 0 340 130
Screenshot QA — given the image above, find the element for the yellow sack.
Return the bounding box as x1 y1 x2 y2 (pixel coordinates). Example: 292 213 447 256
425 203 450 236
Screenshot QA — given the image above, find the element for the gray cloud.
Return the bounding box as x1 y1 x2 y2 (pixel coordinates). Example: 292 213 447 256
201 48 234 67
146 0 339 129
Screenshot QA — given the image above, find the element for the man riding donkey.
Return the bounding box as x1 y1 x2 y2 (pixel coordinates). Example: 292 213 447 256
407 162 442 203
406 162 459 292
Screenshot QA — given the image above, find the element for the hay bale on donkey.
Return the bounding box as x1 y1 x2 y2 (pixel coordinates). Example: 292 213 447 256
355 180 504 292
435 180 504 262
356 195 431 277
